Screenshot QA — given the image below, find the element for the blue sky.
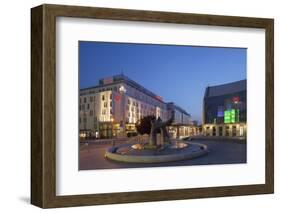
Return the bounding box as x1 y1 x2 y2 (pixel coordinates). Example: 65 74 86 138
79 41 246 123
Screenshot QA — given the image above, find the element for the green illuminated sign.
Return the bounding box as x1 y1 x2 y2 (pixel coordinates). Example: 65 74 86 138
224 109 239 123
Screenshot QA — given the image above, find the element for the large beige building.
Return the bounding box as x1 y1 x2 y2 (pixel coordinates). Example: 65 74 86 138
79 74 195 139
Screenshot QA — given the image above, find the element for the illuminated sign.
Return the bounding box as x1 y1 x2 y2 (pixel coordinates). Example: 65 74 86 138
103 77 113 85
114 95 121 102
119 85 126 93
232 96 240 103
224 109 239 123
155 96 163 101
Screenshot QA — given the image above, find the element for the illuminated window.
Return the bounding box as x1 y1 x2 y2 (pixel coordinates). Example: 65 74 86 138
225 126 230 136
224 109 238 123
219 126 223 136
233 126 237 136
212 127 216 136
239 126 244 136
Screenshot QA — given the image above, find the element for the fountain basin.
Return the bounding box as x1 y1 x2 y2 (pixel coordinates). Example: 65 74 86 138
105 142 208 163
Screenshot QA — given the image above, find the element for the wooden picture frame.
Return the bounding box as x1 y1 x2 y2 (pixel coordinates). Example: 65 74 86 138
31 4 274 208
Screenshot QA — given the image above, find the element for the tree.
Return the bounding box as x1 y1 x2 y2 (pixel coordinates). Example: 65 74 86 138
135 115 158 135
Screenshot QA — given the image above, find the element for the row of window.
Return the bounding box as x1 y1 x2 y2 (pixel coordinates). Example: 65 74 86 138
125 84 165 109
102 94 112 101
81 86 119 96
80 96 96 104
80 92 113 104
205 125 244 137
79 101 113 111
79 116 98 123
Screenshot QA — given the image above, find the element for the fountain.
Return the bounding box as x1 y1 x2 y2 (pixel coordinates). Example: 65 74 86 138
105 115 208 163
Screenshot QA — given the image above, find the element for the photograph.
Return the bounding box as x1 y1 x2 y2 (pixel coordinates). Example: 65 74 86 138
78 41 247 170
30 4 274 208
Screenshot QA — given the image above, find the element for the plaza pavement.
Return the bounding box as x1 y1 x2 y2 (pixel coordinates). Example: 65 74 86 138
79 138 246 170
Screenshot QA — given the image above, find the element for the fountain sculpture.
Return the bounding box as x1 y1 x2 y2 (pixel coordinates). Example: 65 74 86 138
105 114 208 163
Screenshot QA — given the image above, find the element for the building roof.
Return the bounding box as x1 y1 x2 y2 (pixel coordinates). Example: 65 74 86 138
167 102 190 116
80 74 191 116
204 79 246 98
81 74 164 103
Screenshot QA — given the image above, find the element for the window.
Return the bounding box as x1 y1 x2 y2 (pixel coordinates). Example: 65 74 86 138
225 126 230 136
90 96 93 102
90 110 93 116
206 126 210 136
110 101 112 107
83 97 86 103
232 126 237 136
110 93 112 99
87 104 90 109
82 104 85 110
212 127 216 136
104 102 107 107
239 126 244 136
102 95 105 101
219 126 223 136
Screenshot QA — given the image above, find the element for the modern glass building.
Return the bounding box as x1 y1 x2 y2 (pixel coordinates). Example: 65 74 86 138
202 79 247 138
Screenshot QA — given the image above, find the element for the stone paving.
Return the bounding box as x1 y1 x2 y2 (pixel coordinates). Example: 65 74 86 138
79 138 246 170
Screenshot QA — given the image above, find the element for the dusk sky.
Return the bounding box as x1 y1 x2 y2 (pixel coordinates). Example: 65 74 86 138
79 41 246 123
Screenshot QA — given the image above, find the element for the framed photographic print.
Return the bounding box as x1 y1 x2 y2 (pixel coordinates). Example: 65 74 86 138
31 4 274 208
